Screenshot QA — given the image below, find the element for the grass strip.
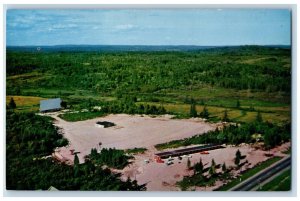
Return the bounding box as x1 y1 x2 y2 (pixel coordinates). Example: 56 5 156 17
58 111 106 122
125 147 148 154
258 168 291 191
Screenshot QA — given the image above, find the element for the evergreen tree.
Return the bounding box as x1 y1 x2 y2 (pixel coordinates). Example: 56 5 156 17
209 159 216 177
187 158 191 170
189 99 197 117
222 109 229 122
8 97 16 109
61 101 67 109
256 111 263 122
74 154 79 166
73 153 80 177
158 105 166 114
236 100 241 108
222 162 227 172
263 129 277 150
194 158 204 174
199 106 209 119
139 104 145 114
144 105 150 114
184 96 190 104
234 149 241 167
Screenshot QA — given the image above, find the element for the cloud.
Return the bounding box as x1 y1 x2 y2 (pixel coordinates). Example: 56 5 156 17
114 24 137 30
6 9 291 46
52 23 78 29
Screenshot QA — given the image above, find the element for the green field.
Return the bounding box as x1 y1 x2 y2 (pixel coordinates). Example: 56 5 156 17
138 101 289 124
6 95 45 112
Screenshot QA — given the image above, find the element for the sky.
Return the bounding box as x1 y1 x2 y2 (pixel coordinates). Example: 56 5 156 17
6 9 291 46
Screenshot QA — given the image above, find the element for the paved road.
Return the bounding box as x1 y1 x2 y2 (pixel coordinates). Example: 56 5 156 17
230 156 291 191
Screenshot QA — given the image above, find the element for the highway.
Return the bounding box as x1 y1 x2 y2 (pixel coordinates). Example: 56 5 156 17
230 156 291 191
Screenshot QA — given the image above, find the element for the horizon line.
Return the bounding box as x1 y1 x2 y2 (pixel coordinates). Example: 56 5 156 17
7 44 291 47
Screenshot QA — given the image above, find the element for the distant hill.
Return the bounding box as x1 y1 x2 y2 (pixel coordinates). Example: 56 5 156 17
6 45 290 53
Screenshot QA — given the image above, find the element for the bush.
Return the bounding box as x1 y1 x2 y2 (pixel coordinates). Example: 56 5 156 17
88 148 133 169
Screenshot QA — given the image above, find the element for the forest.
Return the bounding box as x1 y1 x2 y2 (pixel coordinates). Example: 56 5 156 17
7 46 291 124
7 46 291 97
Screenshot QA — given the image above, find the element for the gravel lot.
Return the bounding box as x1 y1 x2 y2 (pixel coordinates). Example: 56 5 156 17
47 112 290 191
50 113 216 163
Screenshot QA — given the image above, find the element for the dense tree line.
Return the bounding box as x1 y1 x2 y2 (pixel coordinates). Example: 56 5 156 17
6 112 146 190
77 96 167 116
100 101 167 115
7 46 291 97
155 121 291 150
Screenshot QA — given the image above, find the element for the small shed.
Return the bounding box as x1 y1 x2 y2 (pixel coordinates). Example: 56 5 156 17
95 121 116 128
40 98 62 113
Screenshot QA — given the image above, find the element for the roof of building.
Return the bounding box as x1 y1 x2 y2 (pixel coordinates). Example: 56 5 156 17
48 186 59 191
40 98 61 112
155 144 224 159
96 121 116 128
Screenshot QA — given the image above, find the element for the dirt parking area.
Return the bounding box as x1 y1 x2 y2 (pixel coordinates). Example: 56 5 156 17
46 112 290 191
49 113 217 163
119 142 290 191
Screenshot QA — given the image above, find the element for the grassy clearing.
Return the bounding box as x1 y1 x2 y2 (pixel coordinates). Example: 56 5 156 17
215 156 282 191
7 71 44 80
6 95 45 112
9 83 290 124
125 147 147 155
258 168 291 191
139 101 290 124
164 87 290 105
6 94 289 124
262 112 290 122
205 99 288 108
238 56 271 64
21 88 116 103
6 95 45 107
58 111 106 122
